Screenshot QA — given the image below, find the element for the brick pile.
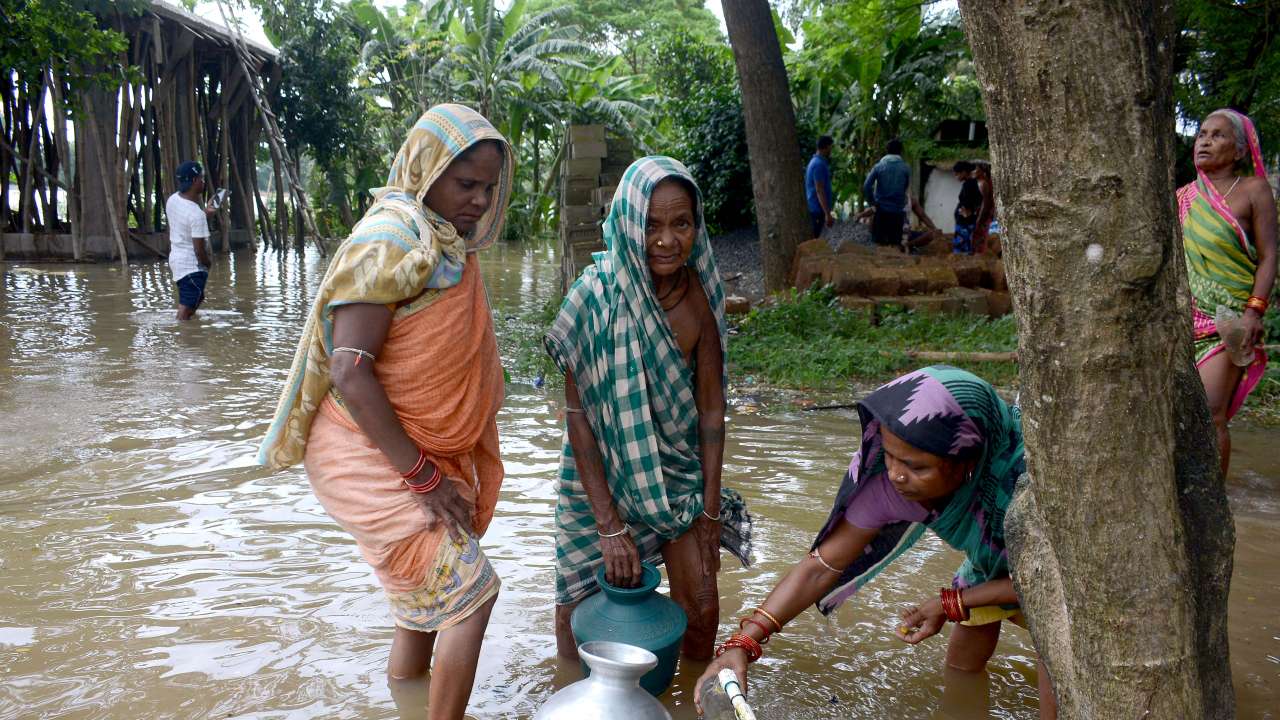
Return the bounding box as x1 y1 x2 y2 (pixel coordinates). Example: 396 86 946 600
792 239 1011 317
558 125 634 292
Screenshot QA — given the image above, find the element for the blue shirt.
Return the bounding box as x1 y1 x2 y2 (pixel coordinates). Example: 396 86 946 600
805 154 833 214
862 154 910 213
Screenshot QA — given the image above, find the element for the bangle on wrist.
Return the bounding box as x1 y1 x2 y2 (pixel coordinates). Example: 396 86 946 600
400 448 428 480
701 508 720 521
598 523 630 538
1245 295 1269 314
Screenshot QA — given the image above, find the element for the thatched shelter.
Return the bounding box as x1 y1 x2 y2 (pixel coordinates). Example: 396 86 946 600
1 1 289 263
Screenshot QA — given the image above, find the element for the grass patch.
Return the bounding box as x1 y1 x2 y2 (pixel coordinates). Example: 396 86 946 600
728 285 1019 389
495 295 560 386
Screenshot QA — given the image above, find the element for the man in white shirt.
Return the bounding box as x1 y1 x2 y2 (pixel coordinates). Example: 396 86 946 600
167 161 215 321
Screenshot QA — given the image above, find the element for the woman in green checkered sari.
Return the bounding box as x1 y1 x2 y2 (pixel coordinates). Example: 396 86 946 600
545 156 751 661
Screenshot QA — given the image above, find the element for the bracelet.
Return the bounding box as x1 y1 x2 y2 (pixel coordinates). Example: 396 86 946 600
1245 295 1269 313
404 462 442 494
751 606 783 634
738 616 772 644
715 633 763 663
598 523 631 538
702 508 721 521
808 548 843 574
940 587 968 623
333 346 376 367
400 448 428 480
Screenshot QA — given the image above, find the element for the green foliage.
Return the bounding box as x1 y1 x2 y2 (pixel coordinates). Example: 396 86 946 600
527 0 722 73
648 33 752 235
0 0 144 101
729 285 1018 388
1175 0 1280 155
790 1 982 205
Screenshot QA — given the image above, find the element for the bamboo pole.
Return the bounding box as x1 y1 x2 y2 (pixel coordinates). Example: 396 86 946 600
19 77 45 233
48 69 80 259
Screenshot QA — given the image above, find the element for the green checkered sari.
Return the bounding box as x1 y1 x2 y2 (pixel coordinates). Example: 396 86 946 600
545 156 752 604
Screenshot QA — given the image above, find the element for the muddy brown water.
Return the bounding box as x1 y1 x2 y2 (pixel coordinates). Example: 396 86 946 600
1 247 1276 719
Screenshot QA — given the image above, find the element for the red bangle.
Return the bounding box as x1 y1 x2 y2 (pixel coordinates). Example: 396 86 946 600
940 588 968 623
400 448 428 480
737 616 772 644
1245 296 1269 313
404 460 442 494
715 633 763 663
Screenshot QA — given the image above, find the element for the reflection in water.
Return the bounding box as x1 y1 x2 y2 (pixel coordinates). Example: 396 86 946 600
0 247 1276 719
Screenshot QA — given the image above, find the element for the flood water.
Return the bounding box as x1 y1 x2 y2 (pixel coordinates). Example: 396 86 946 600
1 246 1276 719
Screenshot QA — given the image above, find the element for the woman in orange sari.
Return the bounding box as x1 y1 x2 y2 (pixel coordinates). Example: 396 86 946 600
259 104 513 719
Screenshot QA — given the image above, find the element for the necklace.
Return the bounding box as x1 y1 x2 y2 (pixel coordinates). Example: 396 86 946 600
657 267 690 310
1213 175 1242 200
1222 176 1242 200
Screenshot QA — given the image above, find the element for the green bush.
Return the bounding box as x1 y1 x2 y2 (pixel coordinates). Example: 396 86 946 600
729 285 1019 388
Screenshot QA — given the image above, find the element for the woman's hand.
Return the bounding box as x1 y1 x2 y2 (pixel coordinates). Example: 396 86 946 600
1244 309 1265 349
409 473 473 543
897 597 947 644
600 529 642 587
693 514 721 575
693 647 749 715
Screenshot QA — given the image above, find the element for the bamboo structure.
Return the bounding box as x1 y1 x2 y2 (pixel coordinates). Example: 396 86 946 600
1 1 312 264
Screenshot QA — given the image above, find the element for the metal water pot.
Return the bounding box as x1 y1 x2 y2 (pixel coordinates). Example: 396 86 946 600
534 641 672 720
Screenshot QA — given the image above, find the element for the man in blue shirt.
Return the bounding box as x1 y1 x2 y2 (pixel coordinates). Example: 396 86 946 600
805 135 835 239
862 138 912 247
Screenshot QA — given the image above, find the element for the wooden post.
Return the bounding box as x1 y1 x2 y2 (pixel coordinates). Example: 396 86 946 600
48 69 80 259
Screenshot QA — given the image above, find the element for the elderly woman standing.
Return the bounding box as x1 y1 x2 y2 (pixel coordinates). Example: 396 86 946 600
1179 109 1276 475
259 104 513 719
545 156 751 662
695 366 1057 719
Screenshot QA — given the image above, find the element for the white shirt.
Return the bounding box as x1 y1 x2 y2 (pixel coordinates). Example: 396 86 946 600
166 192 210 281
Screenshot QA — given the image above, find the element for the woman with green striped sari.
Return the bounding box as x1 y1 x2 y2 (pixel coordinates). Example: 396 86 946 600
1178 109 1276 475
545 156 752 662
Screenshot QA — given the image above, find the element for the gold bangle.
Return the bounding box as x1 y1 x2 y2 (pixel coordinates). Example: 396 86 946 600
752 606 783 634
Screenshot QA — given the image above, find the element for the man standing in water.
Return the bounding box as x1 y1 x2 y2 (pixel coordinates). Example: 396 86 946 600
166 161 214 321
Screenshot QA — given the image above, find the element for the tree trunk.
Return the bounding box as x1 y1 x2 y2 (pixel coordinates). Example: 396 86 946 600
956 2 1234 717
721 0 809 293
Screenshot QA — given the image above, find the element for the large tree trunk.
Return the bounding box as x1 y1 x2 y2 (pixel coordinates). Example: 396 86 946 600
956 1 1234 717
721 0 809 293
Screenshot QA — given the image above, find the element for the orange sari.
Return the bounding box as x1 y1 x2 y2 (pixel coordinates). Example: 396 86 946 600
304 256 504 630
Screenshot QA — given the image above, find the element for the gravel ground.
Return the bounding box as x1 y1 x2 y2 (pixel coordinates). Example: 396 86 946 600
710 220 870 302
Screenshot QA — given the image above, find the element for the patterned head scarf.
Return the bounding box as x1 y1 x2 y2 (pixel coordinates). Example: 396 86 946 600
1202 108 1266 179
375 103 515 252
257 104 513 469
811 366 1025 614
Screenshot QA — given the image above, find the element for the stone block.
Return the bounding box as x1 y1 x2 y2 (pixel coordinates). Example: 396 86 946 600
598 172 622 187
564 157 602 179
793 254 831 290
571 140 608 159
982 289 1013 317
944 286 990 315
563 177 595 205
592 186 617 207
832 262 901 296
947 255 986 288
872 294 958 315
724 296 751 315
606 135 634 155
837 295 877 313
981 261 1008 292
569 124 606 144
562 204 602 228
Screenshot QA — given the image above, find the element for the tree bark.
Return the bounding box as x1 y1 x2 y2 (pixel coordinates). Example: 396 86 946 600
956 2 1234 718
721 0 809 293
